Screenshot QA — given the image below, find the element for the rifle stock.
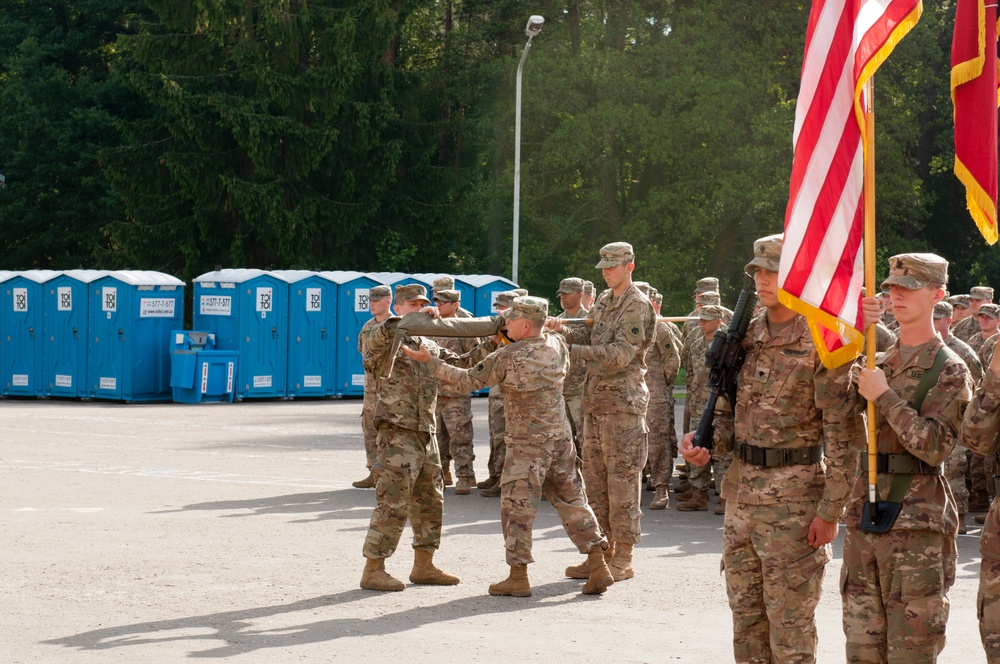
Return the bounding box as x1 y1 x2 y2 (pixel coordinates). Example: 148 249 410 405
690 277 759 451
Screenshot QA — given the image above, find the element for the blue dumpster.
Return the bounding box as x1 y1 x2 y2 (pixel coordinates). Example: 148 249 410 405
318 270 385 396
271 270 334 398
43 269 109 398
1 270 60 396
169 330 238 403
192 269 289 399
88 270 185 402
466 274 518 316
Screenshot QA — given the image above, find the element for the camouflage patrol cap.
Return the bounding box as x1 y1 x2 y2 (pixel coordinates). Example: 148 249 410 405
432 289 460 303
633 281 653 298
694 277 719 294
697 304 726 321
395 283 431 304
653 293 663 305
949 294 971 309
881 253 948 290
557 278 585 294
595 242 635 269
971 286 994 300
369 284 392 301
744 234 783 274
696 290 721 306
979 303 1000 318
512 288 529 297
582 281 595 296
504 296 549 324
494 290 519 309
933 301 953 319
433 276 455 291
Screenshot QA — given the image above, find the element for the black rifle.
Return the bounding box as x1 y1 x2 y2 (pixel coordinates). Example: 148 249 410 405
691 274 759 450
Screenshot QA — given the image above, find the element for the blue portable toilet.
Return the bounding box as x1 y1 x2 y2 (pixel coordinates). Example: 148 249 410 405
1 270 59 396
270 270 335 398
88 270 185 402
192 269 289 399
318 270 385 396
0 271 11 394
371 272 433 298
43 269 109 398
452 275 479 312
465 274 518 316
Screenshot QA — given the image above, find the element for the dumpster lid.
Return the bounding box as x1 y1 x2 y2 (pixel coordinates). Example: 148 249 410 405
194 268 268 284
8 269 61 284
108 270 185 286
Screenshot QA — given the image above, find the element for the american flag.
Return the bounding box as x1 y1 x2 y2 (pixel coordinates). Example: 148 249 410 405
778 0 922 368
952 0 998 244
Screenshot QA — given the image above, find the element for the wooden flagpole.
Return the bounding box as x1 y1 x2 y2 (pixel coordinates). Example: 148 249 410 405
864 77 879 516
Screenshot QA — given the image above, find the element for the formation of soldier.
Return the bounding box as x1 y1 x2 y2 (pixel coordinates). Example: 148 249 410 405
354 237 999 663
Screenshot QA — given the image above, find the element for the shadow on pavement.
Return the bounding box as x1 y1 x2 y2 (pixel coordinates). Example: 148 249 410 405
43 582 590 659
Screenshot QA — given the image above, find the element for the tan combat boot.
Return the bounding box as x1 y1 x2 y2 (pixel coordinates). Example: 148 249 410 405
609 542 634 581
477 476 499 489
489 564 531 597
958 513 967 535
409 549 460 585
677 489 708 511
675 480 693 494
714 498 727 516
581 546 615 595
455 478 471 495
480 482 502 497
566 541 614 579
442 461 453 486
650 486 669 510
360 558 405 592
352 472 376 489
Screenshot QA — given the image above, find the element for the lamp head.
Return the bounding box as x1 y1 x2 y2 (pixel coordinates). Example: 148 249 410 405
525 15 544 37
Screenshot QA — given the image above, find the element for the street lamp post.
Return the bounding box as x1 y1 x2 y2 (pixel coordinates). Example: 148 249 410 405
512 15 544 285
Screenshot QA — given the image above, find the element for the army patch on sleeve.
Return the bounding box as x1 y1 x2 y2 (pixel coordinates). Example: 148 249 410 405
472 357 495 381
623 312 646 344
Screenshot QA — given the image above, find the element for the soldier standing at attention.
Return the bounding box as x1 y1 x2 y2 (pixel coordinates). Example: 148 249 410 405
354 284 393 489
959 340 1000 663
429 288 478 495
547 241 656 581
934 301 982 536
358 284 460 592
680 234 857 663
842 253 972 662
635 282 681 511
953 286 994 343
404 296 615 597
557 277 590 456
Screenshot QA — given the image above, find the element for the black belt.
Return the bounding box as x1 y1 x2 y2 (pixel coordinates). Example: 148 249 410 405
734 441 824 468
860 453 942 475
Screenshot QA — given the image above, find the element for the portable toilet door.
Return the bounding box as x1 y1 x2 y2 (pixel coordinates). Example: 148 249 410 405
272 270 334 398
0 271 11 393
318 271 384 396
88 270 185 402
451 275 478 314
43 270 109 398
1 270 59 396
467 274 518 316
192 269 289 399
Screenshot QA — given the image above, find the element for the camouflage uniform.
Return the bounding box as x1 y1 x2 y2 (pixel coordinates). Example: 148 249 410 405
428 321 607 566
359 315 381 470
958 368 1000 663
558 305 590 457
646 320 682 492
361 313 446 560
431 332 479 483
560 246 656 548
842 255 973 663
683 326 716 497
712 312 857 664
941 333 982 520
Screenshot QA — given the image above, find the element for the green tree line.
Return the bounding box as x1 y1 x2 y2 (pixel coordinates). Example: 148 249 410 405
0 0 993 312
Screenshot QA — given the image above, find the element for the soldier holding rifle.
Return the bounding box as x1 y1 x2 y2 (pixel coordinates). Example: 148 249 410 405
680 234 857 663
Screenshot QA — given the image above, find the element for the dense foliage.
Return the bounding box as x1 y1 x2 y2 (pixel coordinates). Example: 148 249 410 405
0 0 992 311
